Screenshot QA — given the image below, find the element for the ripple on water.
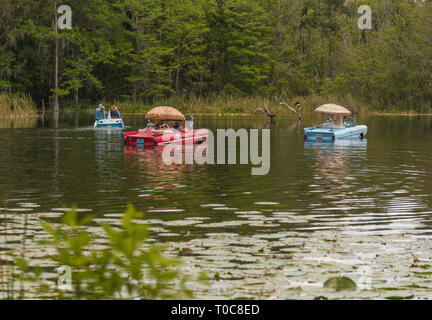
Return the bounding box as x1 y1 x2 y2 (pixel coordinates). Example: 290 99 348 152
254 202 280 205
162 220 202 226
147 208 185 213
200 204 226 208
51 208 92 212
18 203 41 208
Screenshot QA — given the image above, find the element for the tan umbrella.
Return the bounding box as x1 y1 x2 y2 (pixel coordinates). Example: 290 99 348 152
315 104 351 116
145 106 186 121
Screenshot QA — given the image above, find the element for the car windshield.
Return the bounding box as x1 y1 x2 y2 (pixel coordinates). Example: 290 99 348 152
146 121 184 131
342 117 355 127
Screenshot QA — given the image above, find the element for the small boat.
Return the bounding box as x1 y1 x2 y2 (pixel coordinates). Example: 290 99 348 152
304 104 367 142
94 112 124 128
124 106 208 147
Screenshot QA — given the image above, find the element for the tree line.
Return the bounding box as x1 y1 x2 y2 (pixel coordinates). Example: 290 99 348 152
0 0 431 111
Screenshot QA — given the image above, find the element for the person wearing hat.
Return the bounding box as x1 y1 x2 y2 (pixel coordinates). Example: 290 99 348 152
110 105 121 119
95 104 106 120
173 121 184 132
186 114 194 131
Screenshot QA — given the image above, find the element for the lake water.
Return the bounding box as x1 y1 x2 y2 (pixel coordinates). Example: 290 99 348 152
1 112 432 299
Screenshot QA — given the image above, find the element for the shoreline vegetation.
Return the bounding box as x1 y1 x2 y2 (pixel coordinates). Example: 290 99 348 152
67 93 432 116
0 93 37 119
1 93 431 120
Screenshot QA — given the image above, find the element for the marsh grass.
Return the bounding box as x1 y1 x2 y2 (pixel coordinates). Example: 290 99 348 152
110 94 370 116
0 93 36 118
0 117 38 129
62 93 428 116
1 92 429 117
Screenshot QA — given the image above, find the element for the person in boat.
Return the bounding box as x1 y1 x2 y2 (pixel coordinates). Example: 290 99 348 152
321 115 340 128
110 106 121 119
152 120 167 131
153 120 161 130
160 122 170 129
173 122 184 132
186 115 194 131
95 104 106 120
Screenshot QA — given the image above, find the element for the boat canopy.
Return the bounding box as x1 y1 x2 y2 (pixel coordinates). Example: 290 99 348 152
146 106 186 121
315 104 351 116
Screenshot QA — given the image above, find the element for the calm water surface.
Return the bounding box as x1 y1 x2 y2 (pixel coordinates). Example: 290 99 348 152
1 113 432 299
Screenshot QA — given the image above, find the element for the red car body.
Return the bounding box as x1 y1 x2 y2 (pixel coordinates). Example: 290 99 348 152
124 127 209 147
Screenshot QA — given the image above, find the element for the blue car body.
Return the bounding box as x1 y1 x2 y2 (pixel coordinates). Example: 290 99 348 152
304 117 367 142
94 118 124 128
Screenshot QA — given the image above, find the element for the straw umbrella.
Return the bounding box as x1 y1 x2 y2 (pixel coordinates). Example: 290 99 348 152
315 104 351 115
315 104 352 126
145 106 186 123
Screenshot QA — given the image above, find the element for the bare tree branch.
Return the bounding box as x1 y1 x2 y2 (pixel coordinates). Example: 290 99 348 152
274 94 301 120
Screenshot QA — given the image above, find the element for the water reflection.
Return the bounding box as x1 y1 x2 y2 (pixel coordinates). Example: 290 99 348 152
94 128 124 157
53 112 60 194
304 138 368 150
304 139 367 187
0 116 38 128
123 144 210 186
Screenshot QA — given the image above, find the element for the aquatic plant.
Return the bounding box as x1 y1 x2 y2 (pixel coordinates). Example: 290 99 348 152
323 277 357 292
9 204 205 299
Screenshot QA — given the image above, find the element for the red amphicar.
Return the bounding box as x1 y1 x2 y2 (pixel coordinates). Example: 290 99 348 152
124 106 208 147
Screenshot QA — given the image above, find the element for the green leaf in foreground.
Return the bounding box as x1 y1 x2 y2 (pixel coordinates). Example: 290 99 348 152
323 277 357 291
12 204 204 299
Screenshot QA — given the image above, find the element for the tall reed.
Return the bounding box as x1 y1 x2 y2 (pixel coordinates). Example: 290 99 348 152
101 93 371 116
0 93 36 118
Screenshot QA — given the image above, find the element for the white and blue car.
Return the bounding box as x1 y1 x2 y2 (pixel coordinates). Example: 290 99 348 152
94 104 124 128
94 116 124 128
304 104 367 142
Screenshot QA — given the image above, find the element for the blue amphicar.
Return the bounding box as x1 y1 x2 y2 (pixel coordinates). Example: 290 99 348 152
94 104 124 128
304 104 367 142
94 117 124 128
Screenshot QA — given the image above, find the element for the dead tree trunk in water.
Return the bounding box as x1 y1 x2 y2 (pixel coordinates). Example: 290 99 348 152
254 101 276 121
275 92 301 120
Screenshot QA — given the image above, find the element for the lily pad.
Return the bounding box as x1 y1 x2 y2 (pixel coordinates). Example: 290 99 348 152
323 277 357 291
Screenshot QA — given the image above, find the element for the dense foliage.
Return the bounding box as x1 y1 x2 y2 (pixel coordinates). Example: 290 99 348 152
1 0 431 111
